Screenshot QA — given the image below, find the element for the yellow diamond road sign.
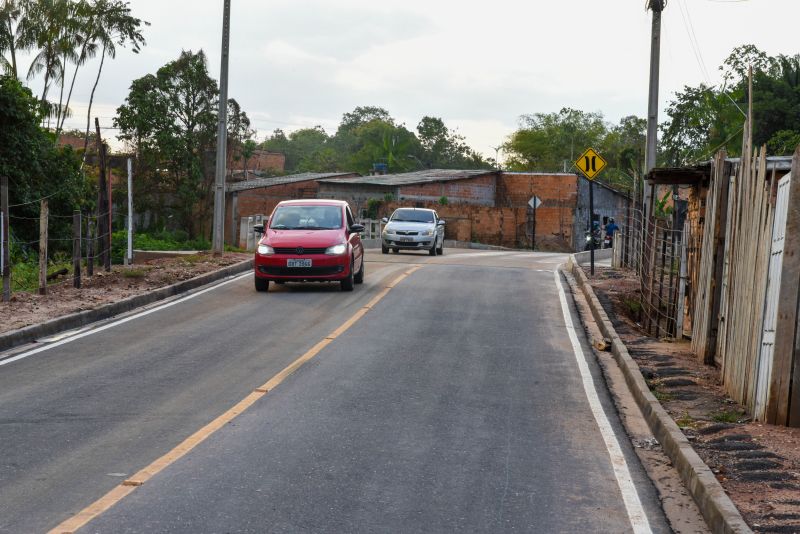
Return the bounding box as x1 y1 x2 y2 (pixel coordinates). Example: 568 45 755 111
575 148 607 180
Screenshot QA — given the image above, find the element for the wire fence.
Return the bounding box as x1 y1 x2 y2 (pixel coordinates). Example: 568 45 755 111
613 200 690 339
2 202 115 297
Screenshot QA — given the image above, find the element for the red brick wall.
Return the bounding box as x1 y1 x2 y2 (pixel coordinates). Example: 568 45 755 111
380 200 572 251
398 174 495 206
232 179 320 219
231 150 285 173
497 173 578 249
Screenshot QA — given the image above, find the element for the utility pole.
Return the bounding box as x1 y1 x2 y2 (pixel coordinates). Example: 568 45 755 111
126 158 133 265
644 0 666 217
212 0 231 256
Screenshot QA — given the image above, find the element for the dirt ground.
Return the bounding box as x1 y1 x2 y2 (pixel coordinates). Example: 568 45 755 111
585 266 800 534
0 252 251 335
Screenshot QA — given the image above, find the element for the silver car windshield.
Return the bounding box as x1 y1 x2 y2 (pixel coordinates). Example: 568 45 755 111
390 209 434 223
270 205 343 230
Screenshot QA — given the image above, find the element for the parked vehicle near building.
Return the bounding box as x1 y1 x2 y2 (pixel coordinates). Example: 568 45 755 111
253 200 365 292
381 208 445 256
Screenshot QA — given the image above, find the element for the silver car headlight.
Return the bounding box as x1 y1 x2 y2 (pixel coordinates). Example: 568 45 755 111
422 228 434 236
325 243 347 255
257 244 274 255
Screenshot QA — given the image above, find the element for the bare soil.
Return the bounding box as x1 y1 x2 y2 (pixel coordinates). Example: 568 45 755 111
0 253 251 335
585 266 800 534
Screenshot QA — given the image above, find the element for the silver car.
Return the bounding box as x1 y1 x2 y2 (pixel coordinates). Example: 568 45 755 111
381 208 445 256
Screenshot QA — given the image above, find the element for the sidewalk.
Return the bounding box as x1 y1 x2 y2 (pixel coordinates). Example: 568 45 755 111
575 263 800 534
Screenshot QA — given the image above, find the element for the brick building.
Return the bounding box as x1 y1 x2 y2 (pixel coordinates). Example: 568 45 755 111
229 149 285 179
230 168 629 251
225 172 359 246
316 169 498 211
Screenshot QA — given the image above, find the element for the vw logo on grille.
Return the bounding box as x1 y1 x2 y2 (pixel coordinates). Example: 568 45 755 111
296 247 304 255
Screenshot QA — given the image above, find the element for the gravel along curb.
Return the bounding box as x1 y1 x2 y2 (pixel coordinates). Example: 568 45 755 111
565 256 752 534
0 259 254 354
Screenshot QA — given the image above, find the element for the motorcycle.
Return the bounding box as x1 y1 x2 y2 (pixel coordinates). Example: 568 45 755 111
584 228 602 251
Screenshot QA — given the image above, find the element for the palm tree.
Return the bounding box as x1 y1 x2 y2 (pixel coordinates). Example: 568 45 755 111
56 0 99 137
0 0 34 79
81 0 147 159
23 0 74 113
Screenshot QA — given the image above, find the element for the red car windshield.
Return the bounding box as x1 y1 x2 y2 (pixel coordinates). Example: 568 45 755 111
270 205 343 230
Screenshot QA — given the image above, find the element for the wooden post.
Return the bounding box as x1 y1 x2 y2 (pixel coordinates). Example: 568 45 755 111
1 174 9 302
95 118 108 270
229 191 238 247
706 159 732 364
86 217 94 277
771 147 800 425
73 210 81 289
38 200 48 295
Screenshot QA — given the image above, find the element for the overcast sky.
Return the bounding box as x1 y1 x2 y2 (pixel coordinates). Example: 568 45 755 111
48 0 800 161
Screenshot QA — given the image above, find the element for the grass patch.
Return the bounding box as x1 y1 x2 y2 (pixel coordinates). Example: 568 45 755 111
710 409 744 423
620 296 642 321
122 269 147 279
179 254 205 265
653 389 673 402
675 412 697 429
11 258 74 292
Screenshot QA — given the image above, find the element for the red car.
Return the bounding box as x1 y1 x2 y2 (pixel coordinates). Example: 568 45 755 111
253 200 365 292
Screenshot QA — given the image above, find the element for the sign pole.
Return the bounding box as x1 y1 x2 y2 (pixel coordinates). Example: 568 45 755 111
574 147 606 278
589 180 595 276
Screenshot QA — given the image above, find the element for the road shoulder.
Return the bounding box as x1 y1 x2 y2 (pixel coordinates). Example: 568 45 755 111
564 256 752 534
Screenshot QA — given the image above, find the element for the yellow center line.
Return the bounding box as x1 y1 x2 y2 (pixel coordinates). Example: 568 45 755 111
49 265 423 534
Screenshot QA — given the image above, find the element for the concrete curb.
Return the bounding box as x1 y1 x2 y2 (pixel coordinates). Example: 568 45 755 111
0 259 254 354
564 256 752 534
572 247 613 265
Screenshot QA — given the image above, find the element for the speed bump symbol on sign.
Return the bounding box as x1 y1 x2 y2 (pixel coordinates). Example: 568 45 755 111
575 148 607 180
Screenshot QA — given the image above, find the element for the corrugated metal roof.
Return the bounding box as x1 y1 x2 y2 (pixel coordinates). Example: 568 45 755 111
226 172 357 192
317 169 496 187
721 156 792 171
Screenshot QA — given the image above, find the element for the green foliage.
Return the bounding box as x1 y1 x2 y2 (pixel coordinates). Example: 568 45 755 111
365 198 382 219
660 45 800 165
0 75 89 251
503 108 643 190
122 268 146 278
710 409 744 423
0 0 148 137
111 230 211 263
438 196 449 206
260 107 490 175
10 255 74 292
115 50 218 238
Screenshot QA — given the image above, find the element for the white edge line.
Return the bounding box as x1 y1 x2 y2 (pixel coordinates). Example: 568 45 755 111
553 267 652 534
0 272 251 367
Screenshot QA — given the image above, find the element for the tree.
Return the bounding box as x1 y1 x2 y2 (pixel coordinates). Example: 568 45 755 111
82 0 147 157
502 108 644 190
114 50 217 237
226 97 255 176
0 0 34 79
503 108 607 171
24 0 77 112
600 116 646 187
337 106 393 135
0 75 87 251
415 116 486 169
660 45 800 164
261 106 489 175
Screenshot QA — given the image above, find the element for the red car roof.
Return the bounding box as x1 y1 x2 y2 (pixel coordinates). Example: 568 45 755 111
275 199 348 207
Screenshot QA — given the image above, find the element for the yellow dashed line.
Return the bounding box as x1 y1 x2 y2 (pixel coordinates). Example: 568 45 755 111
48 265 423 534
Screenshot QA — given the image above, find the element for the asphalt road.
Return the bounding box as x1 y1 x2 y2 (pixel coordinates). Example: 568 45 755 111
0 249 670 533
